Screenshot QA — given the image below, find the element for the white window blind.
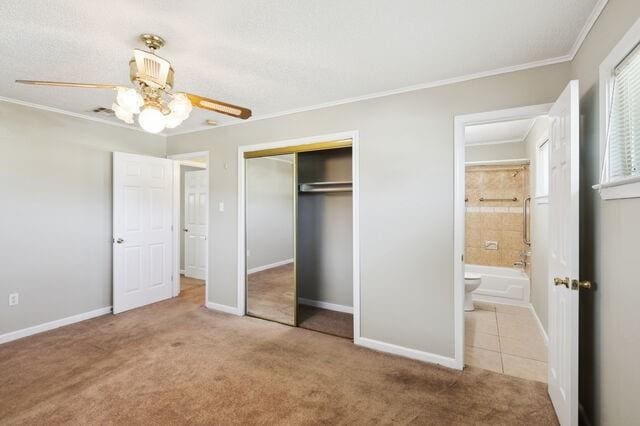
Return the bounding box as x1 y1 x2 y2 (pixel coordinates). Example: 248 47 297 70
608 42 640 180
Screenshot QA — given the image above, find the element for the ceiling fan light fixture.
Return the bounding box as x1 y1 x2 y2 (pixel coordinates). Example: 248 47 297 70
138 105 166 133
14 34 252 133
169 93 192 118
164 111 185 129
116 87 143 114
111 102 134 124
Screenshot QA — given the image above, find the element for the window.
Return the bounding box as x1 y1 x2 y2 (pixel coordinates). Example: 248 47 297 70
597 17 640 200
608 44 640 179
536 139 549 202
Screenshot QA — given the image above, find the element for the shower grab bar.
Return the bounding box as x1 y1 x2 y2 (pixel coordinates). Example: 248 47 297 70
523 196 531 246
479 197 518 202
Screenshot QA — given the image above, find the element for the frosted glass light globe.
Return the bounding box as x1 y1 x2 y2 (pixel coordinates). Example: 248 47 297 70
168 93 192 118
138 106 166 133
116 88 143 114
164 112 185 129
111 103 134 124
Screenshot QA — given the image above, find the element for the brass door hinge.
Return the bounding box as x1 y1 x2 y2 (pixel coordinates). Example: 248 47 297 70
572 279 592 290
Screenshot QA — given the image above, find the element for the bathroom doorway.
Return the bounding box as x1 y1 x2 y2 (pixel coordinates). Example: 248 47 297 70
456 106 551 382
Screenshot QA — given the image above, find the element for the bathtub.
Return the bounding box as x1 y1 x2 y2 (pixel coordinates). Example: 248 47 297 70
466 264 530 305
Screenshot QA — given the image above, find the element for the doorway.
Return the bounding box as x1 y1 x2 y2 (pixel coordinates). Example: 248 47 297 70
462 114 550 382
169 151 209 303
454 80 583 425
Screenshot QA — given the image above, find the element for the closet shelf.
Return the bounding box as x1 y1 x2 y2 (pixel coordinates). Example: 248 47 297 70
299 181 353 193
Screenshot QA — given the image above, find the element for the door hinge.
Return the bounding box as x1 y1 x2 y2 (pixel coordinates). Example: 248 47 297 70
461 254 464 262
171 275 174 282
572 279 593 290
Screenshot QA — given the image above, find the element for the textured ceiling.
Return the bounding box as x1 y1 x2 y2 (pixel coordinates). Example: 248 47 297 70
465 118 539 146
0 0 601 135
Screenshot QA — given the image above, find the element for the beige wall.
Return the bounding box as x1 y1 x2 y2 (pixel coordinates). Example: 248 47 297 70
0 101 165 335
570 0 640 423
524 117 550 332
167 62 571 358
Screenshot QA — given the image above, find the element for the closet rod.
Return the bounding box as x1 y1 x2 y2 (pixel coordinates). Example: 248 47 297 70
299 187 352 193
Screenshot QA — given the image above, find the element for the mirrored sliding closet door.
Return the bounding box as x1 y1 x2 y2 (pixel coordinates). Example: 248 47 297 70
245 154 296 325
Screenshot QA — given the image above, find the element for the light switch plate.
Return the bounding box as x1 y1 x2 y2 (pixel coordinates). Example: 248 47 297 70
9 293 19 306
219 202 224 212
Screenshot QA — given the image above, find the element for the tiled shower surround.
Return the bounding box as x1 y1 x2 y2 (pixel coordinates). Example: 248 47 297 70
465 164 530 268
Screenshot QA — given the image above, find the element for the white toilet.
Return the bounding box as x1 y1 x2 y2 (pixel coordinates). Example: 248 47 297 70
464 272 482 311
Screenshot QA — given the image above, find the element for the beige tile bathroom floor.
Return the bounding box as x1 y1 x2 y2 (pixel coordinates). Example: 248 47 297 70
465 302 548 383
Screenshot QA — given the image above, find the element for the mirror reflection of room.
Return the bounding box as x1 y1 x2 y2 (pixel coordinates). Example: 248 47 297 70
245 154 296 325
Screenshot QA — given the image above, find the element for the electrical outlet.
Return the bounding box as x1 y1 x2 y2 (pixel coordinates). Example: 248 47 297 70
9 293 19 306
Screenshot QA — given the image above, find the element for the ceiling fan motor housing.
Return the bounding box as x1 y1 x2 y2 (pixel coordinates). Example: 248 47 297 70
129 49 174 90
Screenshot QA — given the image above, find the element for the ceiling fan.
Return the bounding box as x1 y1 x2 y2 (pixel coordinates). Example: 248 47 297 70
16 34 252 133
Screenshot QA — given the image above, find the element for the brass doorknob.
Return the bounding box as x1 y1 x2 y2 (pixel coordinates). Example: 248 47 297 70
554 277 570 288
572 279 593 290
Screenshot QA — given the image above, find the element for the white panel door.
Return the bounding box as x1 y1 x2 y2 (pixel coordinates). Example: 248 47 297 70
113 152 173 314
547 80 580 426
184 170 208 280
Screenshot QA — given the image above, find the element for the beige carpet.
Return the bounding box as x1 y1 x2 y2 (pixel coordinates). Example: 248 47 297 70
0 283 558 425
298 304 354 339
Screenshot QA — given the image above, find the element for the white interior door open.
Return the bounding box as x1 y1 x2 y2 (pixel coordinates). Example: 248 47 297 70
184 170 208 280
547 80 580 426
113 152 174 314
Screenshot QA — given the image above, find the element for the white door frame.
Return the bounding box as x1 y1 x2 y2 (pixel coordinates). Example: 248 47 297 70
237 130 361 341
453 103 552 369
168 151 209 300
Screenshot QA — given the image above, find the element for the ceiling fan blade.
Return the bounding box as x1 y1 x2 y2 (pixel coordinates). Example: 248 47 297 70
186 93 252 119
15 80 120 89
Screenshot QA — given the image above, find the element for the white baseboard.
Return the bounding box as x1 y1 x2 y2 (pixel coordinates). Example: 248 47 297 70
528 303 549 345
248 258 293 274
356 337 459 370
0 306 112 345
180 269 186 275
298 298 353 314
205 301 244 316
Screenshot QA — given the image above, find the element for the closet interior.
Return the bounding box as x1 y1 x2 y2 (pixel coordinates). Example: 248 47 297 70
244 140 354 339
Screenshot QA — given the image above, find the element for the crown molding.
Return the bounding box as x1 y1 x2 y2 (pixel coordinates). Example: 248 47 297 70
0 96 168 137
168 54 572 137
568 0 609 60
